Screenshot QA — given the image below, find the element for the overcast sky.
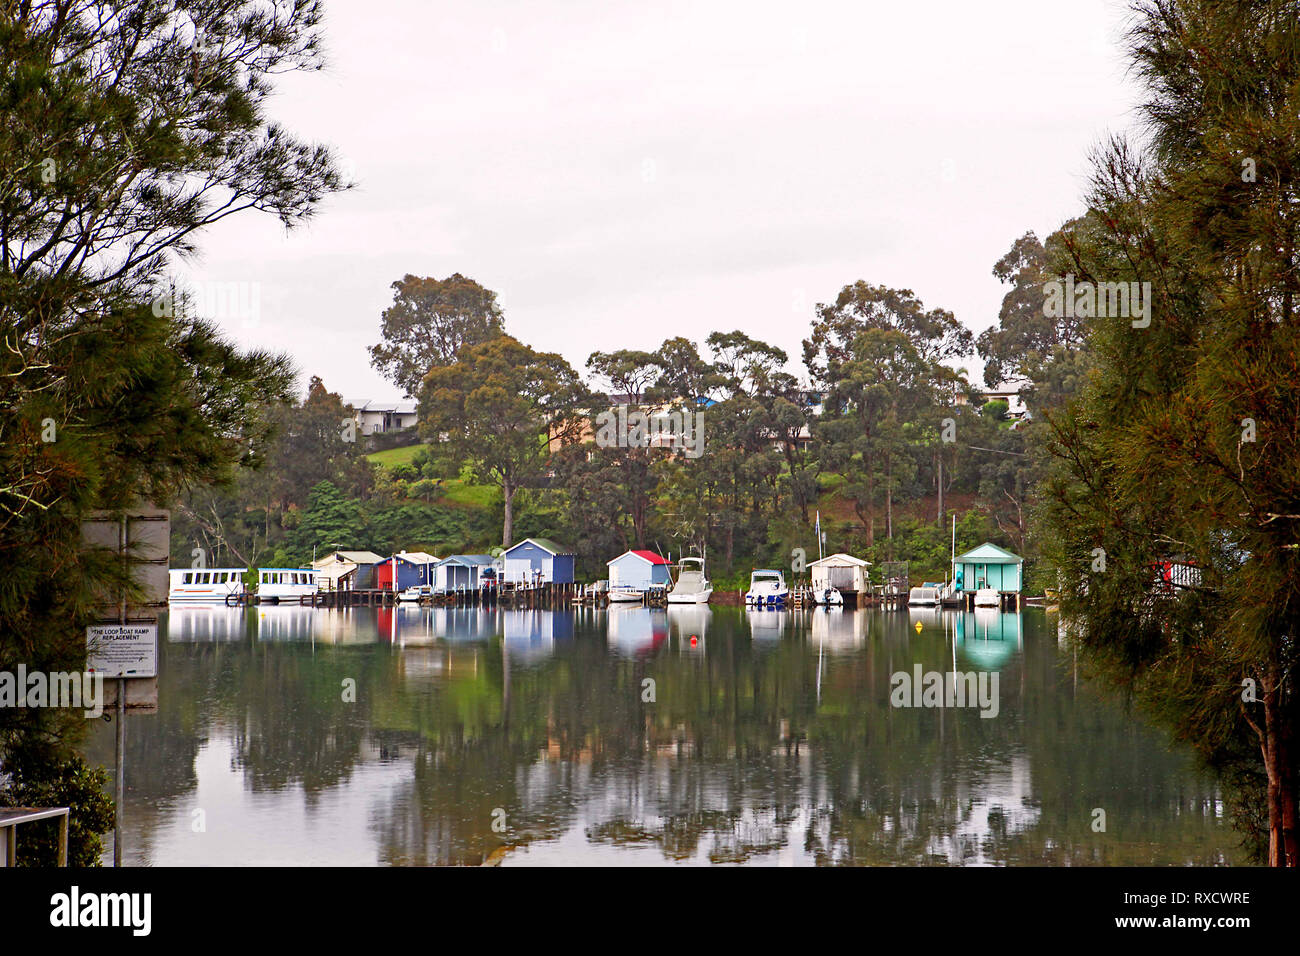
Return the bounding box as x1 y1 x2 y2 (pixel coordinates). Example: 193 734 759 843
180 0 1143 402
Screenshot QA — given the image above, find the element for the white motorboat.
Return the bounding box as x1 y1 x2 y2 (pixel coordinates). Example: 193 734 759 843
607 585 645 603
814 586 844 606
974 588 1001 608
744 569 789 607
399 584 433 602
667 557 713 604
908 585 941 606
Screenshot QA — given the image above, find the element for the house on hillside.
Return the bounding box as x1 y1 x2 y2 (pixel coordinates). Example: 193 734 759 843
502 538 575 585
346 398 419 435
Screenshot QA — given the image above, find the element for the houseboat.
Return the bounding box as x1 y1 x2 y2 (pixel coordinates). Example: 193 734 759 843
255 568 318 603
168 568 246 603
744 569 789 607
667 557 713 604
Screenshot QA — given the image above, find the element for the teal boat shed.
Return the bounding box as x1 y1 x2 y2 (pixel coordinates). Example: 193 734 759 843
953 542 1022 593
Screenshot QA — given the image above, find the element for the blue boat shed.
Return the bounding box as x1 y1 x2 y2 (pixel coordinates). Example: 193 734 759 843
502 538 575 585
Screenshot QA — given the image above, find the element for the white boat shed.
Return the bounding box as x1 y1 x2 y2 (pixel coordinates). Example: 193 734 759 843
810 553 871 594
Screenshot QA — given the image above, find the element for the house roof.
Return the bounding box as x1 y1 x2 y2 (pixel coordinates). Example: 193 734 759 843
346 398 418 415
810 552 871 568
504 537 571 556
438 554 497 567
314 550 384 567
955 542 1022 563
608 549 669 566
397 550 439 564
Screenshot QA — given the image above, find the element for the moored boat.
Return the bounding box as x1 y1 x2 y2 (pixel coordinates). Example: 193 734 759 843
255 568 318 603
744 569 789 607
168 568 246 603
908 585 941 606
667 557 713 604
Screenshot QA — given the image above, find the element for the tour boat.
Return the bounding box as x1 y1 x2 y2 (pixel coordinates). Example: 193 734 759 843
667 557 713 604
168 568 246 602
255 568 318 603
744 569 789 607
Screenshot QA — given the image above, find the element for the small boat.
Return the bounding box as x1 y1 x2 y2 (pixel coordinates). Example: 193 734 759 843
744 569 789 607
908 585 941 606
607 585 645 603
667 557 713 604
399 584 433 602
974 588 1001 608
814 586 844 606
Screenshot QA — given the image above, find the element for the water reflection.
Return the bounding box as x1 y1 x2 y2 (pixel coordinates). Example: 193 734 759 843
90 606 1242 866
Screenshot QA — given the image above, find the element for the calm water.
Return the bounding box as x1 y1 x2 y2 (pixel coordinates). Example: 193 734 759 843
86 604 1244 866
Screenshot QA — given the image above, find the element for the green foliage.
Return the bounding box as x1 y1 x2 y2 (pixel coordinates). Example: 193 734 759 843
369 274 506 397
2 757 114 867
1039 0 1300 864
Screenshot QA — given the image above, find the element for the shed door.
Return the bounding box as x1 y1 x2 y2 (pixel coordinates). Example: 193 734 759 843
505 558 531 582
828 566 855 589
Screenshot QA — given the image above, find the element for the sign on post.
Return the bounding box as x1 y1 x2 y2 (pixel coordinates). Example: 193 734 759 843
86 623 158 678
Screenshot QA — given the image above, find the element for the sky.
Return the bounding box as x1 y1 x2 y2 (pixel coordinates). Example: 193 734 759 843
178 0 1145 402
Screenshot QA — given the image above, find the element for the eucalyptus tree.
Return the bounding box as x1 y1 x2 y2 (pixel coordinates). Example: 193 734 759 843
420 335 587 548
370 274 506 397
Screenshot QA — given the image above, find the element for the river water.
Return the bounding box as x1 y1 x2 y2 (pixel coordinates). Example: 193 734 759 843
85 604 1243 866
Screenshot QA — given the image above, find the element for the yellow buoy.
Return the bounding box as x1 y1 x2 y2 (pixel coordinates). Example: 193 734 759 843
914 620 923 633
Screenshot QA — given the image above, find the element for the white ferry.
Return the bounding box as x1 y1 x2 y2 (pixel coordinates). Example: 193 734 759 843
169 568 247 603
256 568 318 603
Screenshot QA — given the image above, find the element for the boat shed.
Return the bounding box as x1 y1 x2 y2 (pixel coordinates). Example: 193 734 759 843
953 542 1022 593
607 550 671 590
809 553 871 594
502 538 575 585
434 555 499 592
312 550 385 591
375 553 439 592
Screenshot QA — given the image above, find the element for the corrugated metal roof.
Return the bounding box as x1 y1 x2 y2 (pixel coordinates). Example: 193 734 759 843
809 552 871 567
608 549 669 566
955 542 1022 563
505 537 570 556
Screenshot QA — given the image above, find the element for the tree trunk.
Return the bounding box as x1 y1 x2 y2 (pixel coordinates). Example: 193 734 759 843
1262 671 1298 866
501 476 514 549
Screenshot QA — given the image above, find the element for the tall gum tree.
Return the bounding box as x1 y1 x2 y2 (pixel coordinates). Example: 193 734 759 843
419 335 586 548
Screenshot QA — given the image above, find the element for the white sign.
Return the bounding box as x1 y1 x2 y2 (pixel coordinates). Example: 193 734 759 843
86 623 157 678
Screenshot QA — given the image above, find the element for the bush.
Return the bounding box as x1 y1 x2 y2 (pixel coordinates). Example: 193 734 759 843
2 756 115 866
